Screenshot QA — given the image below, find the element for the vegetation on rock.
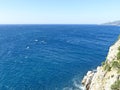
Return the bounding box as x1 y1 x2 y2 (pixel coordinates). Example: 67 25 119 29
102 46 120 72
111 80 120 90
117 52 120 60
102 61 111 71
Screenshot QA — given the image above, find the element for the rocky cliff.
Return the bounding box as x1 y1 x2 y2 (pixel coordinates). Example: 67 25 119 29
81 38 120 90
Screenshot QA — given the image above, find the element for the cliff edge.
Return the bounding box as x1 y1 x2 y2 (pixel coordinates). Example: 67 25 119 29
81 38 120 90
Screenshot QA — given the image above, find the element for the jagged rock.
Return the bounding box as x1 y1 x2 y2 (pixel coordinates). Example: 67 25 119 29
81 38 120 90
82 71 95 90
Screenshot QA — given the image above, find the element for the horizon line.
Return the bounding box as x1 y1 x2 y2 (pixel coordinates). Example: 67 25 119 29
0 23 99 25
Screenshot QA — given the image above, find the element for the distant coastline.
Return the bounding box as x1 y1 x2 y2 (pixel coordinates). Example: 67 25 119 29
102 20 120 26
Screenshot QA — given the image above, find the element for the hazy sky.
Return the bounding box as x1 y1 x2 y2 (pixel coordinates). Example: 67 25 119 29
0 0 120 24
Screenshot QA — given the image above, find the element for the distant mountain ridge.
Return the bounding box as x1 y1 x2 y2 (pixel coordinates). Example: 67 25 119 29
103 20 120 26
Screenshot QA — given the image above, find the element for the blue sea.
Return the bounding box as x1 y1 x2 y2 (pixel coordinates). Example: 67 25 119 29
0 25 120 90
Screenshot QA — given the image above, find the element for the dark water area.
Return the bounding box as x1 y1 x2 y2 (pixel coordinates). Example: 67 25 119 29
0 25 120 90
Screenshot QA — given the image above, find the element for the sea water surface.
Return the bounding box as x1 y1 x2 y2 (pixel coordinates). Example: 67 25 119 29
0 25 120 90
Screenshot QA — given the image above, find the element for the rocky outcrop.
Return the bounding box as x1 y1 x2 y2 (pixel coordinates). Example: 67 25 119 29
82 38 120 90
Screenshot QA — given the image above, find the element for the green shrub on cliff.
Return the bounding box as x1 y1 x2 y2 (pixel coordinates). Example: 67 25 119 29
102 62 111 71
111 80 120 90
117 46 120 60
118 47 120 51
117 52 120 60
101 61 105 66
111 60 120 69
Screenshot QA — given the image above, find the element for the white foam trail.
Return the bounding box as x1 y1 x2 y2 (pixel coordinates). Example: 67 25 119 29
79 85 85 90
34 39 38 42
63 87 73 90
41 40 47 44
73 79 85 90
62 76 85 90
26 46 30 49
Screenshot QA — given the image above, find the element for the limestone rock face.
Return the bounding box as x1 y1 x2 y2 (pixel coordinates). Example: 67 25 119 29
82 39 120 90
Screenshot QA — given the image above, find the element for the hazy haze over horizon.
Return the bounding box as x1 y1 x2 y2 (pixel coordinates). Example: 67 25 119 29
0 0 120 24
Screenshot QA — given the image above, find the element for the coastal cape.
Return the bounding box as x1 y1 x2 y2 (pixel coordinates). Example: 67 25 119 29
81 38 120 90
103 20 120 26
